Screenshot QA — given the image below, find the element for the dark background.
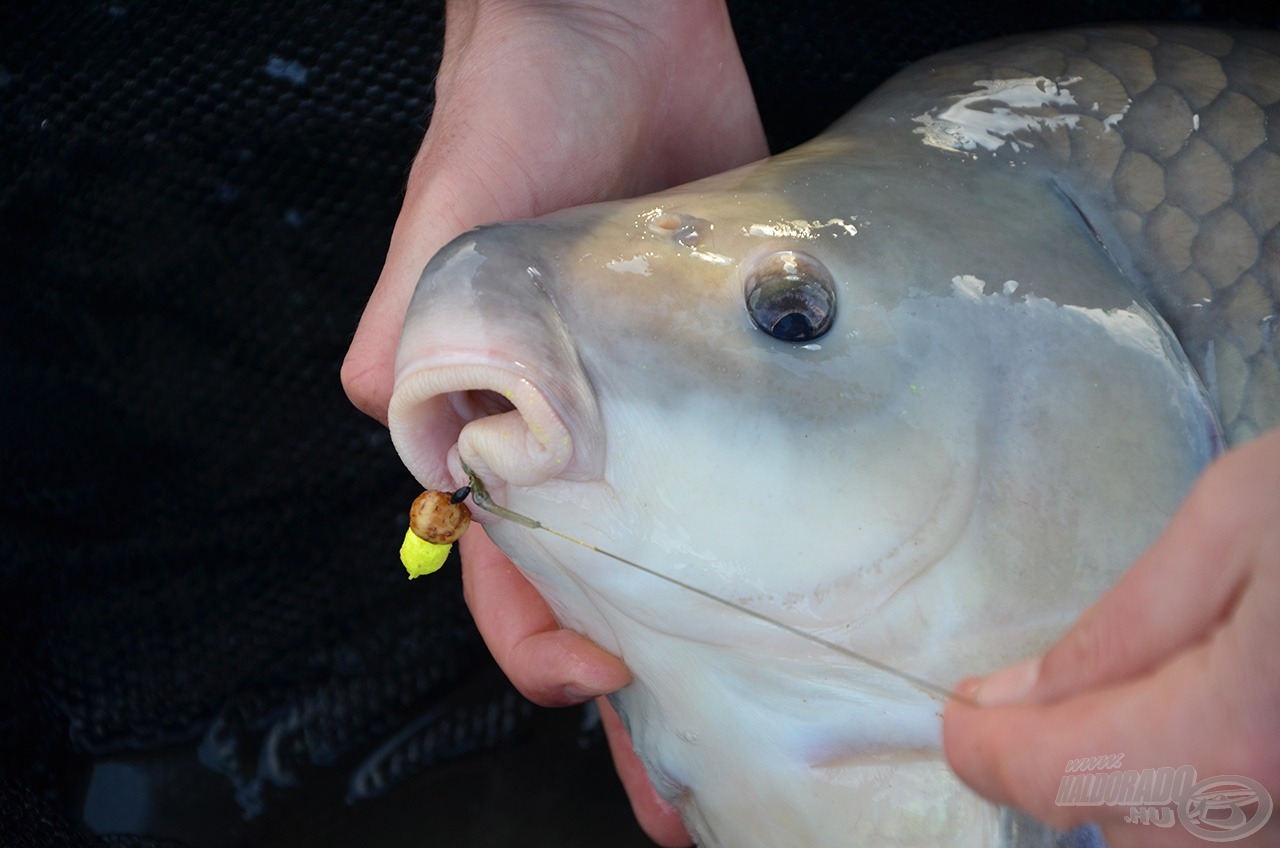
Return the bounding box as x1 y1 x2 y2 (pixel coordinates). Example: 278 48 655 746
2 2 1276 846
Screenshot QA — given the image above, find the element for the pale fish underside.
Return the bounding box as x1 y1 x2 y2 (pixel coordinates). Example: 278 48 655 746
387 25 1279 848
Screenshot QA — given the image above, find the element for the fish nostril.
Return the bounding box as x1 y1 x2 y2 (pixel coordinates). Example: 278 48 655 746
648 212 683 233
647 211 710 247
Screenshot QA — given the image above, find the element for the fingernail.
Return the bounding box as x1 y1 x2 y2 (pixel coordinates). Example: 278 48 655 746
972 658 1041 707
951 677 982 701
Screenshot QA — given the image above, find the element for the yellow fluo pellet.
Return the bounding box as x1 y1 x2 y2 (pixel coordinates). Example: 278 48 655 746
400 527 452 578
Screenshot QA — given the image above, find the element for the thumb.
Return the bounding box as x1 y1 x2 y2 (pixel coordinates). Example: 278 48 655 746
944 641 1223 833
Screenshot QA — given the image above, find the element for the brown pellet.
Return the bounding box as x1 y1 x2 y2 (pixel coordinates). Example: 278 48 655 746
409 489 472 545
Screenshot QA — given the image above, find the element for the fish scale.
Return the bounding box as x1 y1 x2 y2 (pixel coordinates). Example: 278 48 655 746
857 26 1280 444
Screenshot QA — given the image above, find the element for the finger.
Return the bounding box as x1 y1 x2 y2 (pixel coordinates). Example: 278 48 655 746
599 698 694 848
945 636 1266 835
340 151 499 423
340 217 429 424
339 96 619 423
972 431 1280 707
459 525 632 706
340 0 502 423
341 0 768 424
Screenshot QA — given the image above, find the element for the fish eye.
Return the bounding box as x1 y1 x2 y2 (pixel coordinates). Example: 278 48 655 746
743 250 836 342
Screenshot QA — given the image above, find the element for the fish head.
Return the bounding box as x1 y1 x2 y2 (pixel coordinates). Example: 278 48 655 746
387 155 1000 663
388 147 1217 678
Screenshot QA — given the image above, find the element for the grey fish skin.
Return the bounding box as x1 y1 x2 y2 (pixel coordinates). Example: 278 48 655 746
854 25 1280 444
388 25 1279 848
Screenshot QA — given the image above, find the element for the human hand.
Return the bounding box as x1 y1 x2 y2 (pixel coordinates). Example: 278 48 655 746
944 426 1280 847
341 2 766 844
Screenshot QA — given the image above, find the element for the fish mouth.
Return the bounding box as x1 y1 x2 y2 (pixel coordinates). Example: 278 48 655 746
386 229 606 511
388 359 587 507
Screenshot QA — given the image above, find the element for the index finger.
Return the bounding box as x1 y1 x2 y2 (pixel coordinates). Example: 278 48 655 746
459 524 633 706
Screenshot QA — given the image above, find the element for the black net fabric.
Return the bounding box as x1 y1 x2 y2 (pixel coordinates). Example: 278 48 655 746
0 2 639 845
1 1 1274 847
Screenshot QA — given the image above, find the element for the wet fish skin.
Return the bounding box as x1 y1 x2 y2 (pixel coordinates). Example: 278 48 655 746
387 26 1279 848
853 25 1280 442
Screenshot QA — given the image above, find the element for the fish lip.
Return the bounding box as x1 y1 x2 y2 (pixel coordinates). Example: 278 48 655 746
388 356 594 508
388 227 606 505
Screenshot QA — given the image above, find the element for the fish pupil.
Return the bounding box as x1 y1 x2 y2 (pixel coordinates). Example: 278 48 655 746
772 312 814 340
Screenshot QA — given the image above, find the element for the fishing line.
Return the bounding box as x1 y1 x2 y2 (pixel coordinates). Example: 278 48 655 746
460 462 977 708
